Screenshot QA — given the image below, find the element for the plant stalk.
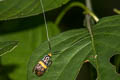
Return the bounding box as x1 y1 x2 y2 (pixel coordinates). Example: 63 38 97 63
85 0 100 80
55 2 99 25
113 8 120 14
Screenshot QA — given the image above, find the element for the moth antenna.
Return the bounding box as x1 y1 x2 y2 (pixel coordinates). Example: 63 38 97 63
39 0 52 52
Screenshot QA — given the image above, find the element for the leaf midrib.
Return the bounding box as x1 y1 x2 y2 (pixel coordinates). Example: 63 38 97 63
36 30 88 58
56 41 91 80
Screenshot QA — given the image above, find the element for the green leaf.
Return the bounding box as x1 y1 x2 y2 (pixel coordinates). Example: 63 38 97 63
28 15 120 80
1 22 60 80
0 41 18 56
0 0 70 21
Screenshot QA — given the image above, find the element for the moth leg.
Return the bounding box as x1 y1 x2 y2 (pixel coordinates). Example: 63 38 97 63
32 64 38 73
48 60 52 67
32 66 36 73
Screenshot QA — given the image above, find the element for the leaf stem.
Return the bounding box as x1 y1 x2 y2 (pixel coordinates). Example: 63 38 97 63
113 8 120 14
55 2 99 25
85 0 95 52
85 0 100 80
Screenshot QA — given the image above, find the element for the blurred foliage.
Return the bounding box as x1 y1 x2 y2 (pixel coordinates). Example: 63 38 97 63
0 16 60 80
